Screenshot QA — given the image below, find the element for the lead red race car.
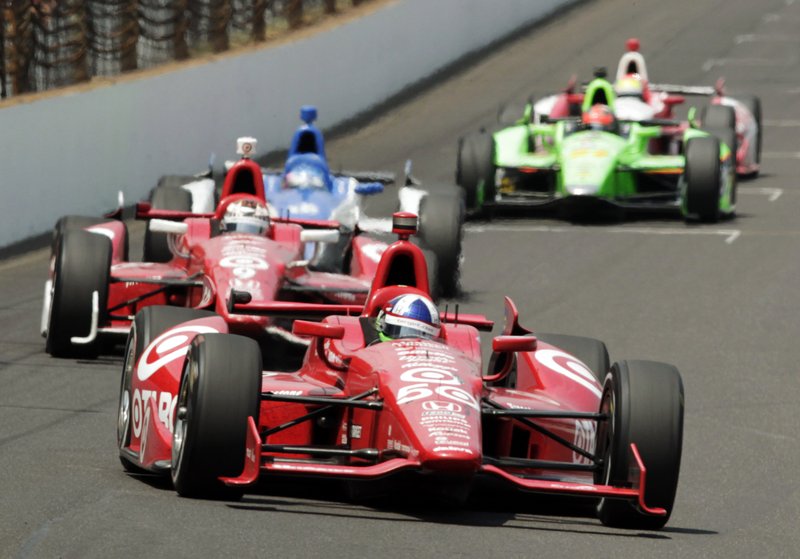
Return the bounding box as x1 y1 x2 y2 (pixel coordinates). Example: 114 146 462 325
117 212 685 530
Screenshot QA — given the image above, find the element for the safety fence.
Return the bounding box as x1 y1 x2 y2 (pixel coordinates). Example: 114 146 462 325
0 0 370 99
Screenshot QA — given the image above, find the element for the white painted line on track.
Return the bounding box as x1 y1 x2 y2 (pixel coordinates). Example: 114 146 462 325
465 224 742 244
738 187 783 202
763 13 800 22
763 151 800 159
735 34 800 44
702 58 792 72
763 119 800 127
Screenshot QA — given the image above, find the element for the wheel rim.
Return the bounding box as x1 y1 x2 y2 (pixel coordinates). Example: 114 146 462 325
171 355 195 478
596 384 616 511
117 328 137 449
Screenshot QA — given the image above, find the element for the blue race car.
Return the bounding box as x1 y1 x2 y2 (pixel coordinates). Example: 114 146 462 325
146 106 465 297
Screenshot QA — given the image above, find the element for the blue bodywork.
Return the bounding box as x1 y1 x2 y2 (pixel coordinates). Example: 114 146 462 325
263 106 384 257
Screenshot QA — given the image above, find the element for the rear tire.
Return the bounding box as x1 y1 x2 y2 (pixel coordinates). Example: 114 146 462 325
683 136 722 223
418 189 464 298
45 230 111 358
144 186 192 262
171 334 262 499
536 333 610 383
595 360 684 530
117 307 217 473
456 132 496 213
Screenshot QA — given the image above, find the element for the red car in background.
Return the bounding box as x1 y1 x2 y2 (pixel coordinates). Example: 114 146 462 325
41 193 392 359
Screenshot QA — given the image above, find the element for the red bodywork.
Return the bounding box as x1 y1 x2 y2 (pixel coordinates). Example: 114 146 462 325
122 218 664 516
67 194 389 344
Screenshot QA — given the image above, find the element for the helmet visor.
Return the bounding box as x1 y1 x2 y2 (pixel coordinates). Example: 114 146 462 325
382 313 441 340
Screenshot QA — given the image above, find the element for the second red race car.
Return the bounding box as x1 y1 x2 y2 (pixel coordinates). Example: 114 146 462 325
117 212 685 530
41 193 403 359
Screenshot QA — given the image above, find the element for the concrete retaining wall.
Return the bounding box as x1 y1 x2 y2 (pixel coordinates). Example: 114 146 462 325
0 0 576 248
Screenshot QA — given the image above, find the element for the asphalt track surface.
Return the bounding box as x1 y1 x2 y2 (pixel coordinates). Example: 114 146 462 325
2 0 799 556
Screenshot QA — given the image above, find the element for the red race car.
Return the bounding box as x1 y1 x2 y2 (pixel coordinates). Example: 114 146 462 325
41 193 394 359
117 212 685 530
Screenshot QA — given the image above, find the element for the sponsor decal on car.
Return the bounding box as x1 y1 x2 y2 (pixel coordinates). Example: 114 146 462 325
137 324 220 382
534 349 602 398
132 389 177 437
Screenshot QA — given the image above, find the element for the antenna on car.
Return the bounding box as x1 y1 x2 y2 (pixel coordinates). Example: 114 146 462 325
454 303 460 326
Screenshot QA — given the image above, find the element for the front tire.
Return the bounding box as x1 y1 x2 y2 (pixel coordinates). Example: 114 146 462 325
171 334 262 499
683 136 722 223
45 229 111 358
117 307 217 473
595 360 684 530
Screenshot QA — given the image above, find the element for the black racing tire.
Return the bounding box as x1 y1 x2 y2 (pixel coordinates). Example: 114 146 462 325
595 360 684 530
143 186 192 262
735 94 762 165
456 131 496 213
117 306 217 473
683 136 722 223
418 189 464 298
535 333 610 383
52 215 129 262
171 333 262 499
45 230 111 358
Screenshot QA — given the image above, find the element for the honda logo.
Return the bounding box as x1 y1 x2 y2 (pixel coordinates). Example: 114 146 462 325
422 400 462 412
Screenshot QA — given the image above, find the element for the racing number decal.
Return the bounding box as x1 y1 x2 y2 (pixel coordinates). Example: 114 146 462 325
397 366 479 410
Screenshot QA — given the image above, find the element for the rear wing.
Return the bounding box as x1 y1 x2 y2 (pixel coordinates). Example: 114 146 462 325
252 165 396 185
649 83 718 96
135 202 342 230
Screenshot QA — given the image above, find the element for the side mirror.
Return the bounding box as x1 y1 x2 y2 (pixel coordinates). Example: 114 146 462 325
148 219 188 235
355 182 384 195
292 320 345 340
492 335 537 353
299 229 340 243
664 95 685 107
484 335 537 383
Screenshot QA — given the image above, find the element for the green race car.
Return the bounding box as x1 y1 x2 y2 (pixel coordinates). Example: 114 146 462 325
456 78 736 222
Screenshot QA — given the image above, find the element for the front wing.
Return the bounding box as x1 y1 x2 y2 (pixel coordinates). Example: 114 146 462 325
222 417 665 517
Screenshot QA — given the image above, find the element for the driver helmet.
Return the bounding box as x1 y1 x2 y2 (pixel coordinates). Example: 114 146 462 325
376 294 441 342
222 197 271 235
615 74 644 99
582 104 616 131
283 154 329 190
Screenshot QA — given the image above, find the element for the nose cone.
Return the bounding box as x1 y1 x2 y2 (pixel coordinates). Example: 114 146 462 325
411 400 483 474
